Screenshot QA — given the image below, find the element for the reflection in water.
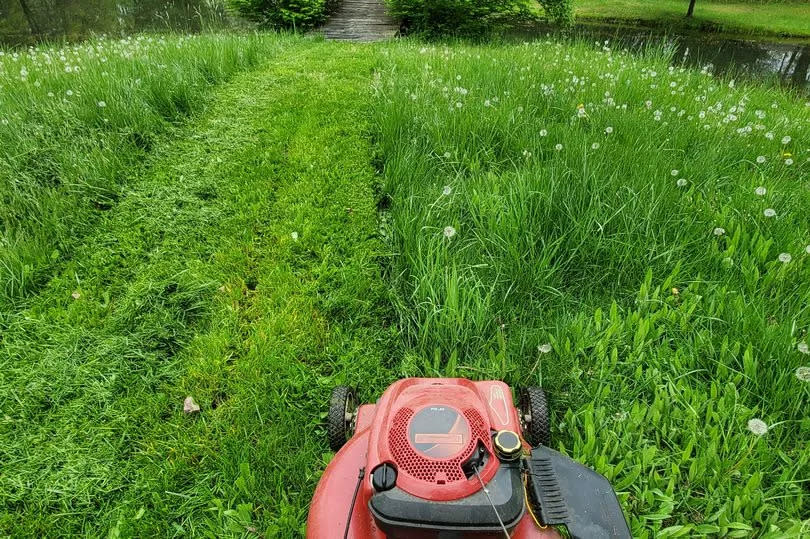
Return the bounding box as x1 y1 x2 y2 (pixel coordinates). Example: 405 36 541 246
0 0 231 45
538 24 810 92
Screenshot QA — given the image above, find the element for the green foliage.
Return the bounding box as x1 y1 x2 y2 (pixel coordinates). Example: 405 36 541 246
540 0 573 24
228 0 337 29
386 0 535 35
375 40 810 535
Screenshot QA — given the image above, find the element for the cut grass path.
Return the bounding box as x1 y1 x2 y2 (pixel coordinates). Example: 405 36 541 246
0 38 396 536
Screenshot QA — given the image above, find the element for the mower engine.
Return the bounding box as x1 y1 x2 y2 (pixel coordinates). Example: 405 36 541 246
307 378 630 538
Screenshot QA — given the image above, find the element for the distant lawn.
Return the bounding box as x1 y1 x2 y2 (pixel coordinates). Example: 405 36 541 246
575 0 810 39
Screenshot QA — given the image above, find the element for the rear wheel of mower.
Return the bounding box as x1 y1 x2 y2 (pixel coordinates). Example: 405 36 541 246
327 386 357 452
519 387 551 447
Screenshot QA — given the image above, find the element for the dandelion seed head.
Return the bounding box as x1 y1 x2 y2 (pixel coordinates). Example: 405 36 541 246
781 135 791 145
605 126 613 134
538 343 552 354
756 156 766 164
97 101 106 108
755 186 767 196
555 143 563 151
290 231 298 241
795 366 810 382
677 178 688 187
764 208 776 217
799 342 810 355
671 169 679 176
778 252 792 263
442 185 452 196
539 129 548 137
591 142 600 150
713 227 725 236
785 158 793 166
747 418 768 436
443 226 456 239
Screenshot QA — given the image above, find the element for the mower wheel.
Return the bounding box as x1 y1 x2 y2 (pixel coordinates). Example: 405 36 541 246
327 386 357 452
519 387 551 447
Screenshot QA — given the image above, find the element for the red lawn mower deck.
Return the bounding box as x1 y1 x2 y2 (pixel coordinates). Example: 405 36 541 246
306 378 630 538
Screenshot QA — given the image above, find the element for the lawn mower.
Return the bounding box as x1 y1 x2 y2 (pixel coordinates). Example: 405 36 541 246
306 378 631 538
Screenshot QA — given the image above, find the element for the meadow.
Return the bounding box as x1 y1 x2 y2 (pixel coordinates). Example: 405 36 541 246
1 31 809 537
574 0 810 38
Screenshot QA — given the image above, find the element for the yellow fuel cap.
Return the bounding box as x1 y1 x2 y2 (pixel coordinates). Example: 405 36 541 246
493 430 522 461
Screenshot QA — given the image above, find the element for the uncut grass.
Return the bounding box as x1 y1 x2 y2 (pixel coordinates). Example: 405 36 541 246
0 33 277 308
0 37 397 536
376 40 810 536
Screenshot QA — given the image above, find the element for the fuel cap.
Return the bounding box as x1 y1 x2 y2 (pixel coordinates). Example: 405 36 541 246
493 430 522 461
371 463 397 492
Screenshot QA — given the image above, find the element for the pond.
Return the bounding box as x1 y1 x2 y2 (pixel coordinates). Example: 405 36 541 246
534 23 810 92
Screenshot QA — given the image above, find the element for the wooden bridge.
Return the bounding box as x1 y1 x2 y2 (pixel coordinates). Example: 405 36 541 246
321 0 399 42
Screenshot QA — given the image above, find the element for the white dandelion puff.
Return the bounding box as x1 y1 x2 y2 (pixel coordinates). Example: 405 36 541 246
713 227 726 236
795 366 810 382
290 231 299 241
443 226 456 239
778 252 792 263
755 186 767 196
785 158 793 166
538 343 552 354
604 126 613 134
97 101 106 108
764 208 776 217
539 129 548 137
442 185 452 196
677 178 688 187
555 143 563 151
798 342 809 355
756 156 766 164
671 169 679 176
747 418 768 436
591 142 600 150
781 135 791 145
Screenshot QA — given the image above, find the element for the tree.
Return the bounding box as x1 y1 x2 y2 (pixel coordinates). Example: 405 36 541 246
686 0 696 17
18 0 41 34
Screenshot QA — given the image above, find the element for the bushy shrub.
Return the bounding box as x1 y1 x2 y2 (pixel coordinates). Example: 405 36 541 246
229 0 338 29
386 0 535 35
539 0 573 25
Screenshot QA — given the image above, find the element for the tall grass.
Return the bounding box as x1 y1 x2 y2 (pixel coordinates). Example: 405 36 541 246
0 33 280 309
375 40 810 536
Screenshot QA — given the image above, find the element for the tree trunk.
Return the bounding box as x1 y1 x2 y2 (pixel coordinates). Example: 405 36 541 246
686 0 697 17
791 46 810 86
18 0 41 35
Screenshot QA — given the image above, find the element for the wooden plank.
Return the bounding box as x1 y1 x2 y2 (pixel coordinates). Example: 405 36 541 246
321 0 399 42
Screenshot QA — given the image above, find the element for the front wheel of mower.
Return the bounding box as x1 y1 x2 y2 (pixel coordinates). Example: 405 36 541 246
519 387 551 447
328 386 357 452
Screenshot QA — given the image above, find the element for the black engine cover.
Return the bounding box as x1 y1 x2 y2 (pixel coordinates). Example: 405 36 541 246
368 461 524 537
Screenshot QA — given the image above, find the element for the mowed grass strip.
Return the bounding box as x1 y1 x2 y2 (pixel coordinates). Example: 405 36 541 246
0 38 396 536
0 33 278 308
375 40 809 536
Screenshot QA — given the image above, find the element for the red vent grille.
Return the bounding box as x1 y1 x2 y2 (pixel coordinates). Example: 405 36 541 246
388 407 489 484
